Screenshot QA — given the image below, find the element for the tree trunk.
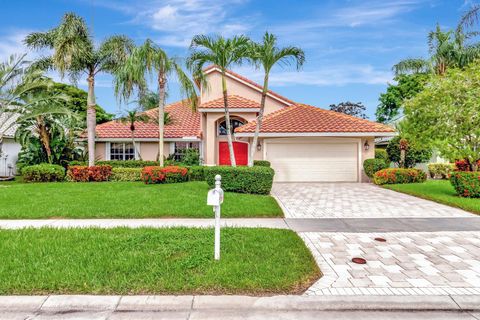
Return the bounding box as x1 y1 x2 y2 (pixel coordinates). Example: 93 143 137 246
37 117 52 163
158 75 166 167
222 71 236 167
400 149 406 168
86 73 96 167
131 130 141 160
248 73 269 167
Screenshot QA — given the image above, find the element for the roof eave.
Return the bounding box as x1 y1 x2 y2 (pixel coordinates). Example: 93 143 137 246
235 132 397 138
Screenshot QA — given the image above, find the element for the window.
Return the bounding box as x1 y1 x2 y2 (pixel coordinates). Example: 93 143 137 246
110 142 135 160
174 142 199 161
218 119 245 136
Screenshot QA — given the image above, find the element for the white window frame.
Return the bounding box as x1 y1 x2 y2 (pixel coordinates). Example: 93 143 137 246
105 142 139 161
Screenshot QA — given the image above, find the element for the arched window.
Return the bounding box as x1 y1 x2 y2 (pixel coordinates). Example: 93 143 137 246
218 119 245 136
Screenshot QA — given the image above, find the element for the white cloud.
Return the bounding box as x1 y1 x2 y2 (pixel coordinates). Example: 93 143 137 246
0 30 30 62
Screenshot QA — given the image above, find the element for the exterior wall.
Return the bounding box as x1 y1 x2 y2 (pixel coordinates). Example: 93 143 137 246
95 142 106 160
139 142 170 161
361 137 375 182
0 137 21 176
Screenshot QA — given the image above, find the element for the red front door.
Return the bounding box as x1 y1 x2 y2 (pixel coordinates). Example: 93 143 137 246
219 142 248 165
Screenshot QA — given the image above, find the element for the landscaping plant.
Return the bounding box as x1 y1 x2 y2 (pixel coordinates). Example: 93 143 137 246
375 149 390 165
67 165 112 182
373 168 427 185
363 158 389 178
109 168 143 182
22 164 65 182
428 163 455 179
253 160 271 167
386 136 431 168
204 166 275 195
141 166 188 184
450 171 480 198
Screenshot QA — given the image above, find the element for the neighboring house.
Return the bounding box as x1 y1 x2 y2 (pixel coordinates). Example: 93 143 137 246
0 113 21 177
95 66 395 182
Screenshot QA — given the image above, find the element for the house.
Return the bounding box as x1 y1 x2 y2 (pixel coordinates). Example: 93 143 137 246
0 113 21 177
95 66 395 182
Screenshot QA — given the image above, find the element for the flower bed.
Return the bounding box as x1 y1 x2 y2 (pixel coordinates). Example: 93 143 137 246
373 168 426 185
141 166 188 184
67 165 112 182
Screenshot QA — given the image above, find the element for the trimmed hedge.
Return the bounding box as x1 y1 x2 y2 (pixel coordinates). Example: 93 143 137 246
450 171 480 198
428 163 455 179
204 166 275 195
69 160 159 168
67 165 112 182
22 164 65 182
373 168 426 185
253 160 271 167
363 158 389 178
187 166 205 181
110 168 143 181
141 166 188 184
375 149 389 164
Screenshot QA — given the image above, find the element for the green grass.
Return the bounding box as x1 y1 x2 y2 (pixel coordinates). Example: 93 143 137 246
383 180 480 215
0 227 320 295
0 181 282 219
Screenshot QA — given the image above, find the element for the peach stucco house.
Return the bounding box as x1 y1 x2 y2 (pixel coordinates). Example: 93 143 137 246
94 66 395 182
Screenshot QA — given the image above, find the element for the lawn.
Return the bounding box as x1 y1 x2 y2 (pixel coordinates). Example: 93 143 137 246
0 227 320 295
383 180 480 215
0 181 282 218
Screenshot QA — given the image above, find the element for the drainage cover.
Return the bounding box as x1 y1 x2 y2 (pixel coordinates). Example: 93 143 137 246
351 257 367 264
374 237 387 242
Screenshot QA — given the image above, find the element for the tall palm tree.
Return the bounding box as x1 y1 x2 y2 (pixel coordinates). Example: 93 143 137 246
114 39 198 166
393 24 480 76
187 35 251 167
120 110 150 160
247 32 305 167
24 13 133 167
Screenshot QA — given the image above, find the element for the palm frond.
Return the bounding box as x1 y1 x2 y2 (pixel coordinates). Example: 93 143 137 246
393 58 431 76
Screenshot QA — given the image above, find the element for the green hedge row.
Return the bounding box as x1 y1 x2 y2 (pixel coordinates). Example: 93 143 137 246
450 171 480 198
22 164 66 182
363 158 389 178
69 160 159 168
110 168 143 181
373 168 426 185
204 166 274 195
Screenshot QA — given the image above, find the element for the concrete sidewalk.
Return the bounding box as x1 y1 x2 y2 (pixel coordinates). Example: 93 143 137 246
2 294 479 319
1 217 480 232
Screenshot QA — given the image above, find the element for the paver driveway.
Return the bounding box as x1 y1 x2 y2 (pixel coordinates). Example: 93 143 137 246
272 183 474 219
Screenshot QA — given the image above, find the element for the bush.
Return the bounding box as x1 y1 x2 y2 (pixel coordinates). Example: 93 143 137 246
363 158 389 178
110 168 142 182
373 168 426 185
454 159 480 172
69 160 159 168
254 160 271 167
386 136 432 168
428 163 455 179
22 164 65 182
181 149 200 166
67 165 112 182
375 149 390 165
450 171 480 198
204 166 275 195
141 166 188 184
187 166 205 181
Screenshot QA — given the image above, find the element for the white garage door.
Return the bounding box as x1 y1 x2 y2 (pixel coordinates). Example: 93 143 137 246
266 141 359 182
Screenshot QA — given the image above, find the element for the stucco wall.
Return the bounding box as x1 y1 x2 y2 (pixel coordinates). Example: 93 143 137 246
0 138 21 176
95 142 106 161
140 142 171 161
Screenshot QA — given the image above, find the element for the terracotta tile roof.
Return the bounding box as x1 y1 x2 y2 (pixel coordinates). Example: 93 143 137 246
203 65 295 105
95 100 201 139
235 104 395 134
200 95 261 109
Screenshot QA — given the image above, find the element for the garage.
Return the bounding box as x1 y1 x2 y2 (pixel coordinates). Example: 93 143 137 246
265 139 359 182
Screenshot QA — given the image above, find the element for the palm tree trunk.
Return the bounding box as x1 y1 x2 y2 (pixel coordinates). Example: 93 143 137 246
37 117 52 163
158 75 166 167
249 73 269 167
221 71 236 167
131 130 141 160
86 73 96 167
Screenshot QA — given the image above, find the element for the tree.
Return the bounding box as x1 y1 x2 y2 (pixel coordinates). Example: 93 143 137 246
402 63 480 171
246 32 305 166
375 73 429 123
114 39 198 166
136 90 161 111
120 110 150 160
187 35 251 167
329 101 367 119
386 136 432 168
24 13 133 166
393 24 480 76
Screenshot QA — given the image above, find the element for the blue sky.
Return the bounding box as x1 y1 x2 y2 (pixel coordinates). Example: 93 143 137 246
0 0 472 119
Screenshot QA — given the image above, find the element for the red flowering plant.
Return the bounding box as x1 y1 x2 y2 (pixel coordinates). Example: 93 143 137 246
141 166 188 184
67 165 112 182
450 171 480 198
373 168 426 185
141 166 166 184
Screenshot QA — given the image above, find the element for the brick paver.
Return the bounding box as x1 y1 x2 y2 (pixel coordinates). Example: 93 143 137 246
302 231 480 295
273 183 473 219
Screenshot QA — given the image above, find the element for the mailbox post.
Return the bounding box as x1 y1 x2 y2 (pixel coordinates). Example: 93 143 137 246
207 175 223 260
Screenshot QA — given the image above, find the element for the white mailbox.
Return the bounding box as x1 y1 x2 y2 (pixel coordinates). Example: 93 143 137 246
207 174 223 260
207 189 223 206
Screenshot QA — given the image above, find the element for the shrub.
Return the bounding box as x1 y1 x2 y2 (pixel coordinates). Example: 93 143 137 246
68 160 159 168
110 168 142 182
454 159 480 172
386 136 432 168
373 168 426 185
375 149 390 165
363 158 388 178
22 164 65 182
204 166 275 195
67 165 112 182
428 163 455 179
450 171 480 198
181 149 200 166
141 166 188 184
187 166 205 181
254 160 271 167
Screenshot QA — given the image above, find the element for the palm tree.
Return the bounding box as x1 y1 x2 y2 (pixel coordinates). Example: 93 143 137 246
120 110 150 160
187 35 251 167
247 32 305 167
24 13 133 167
114 39 198 166
393 24 480 76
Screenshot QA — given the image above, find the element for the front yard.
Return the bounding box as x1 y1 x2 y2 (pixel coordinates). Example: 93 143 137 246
0 227 319 295
383 180 480 215
0 181 282 219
